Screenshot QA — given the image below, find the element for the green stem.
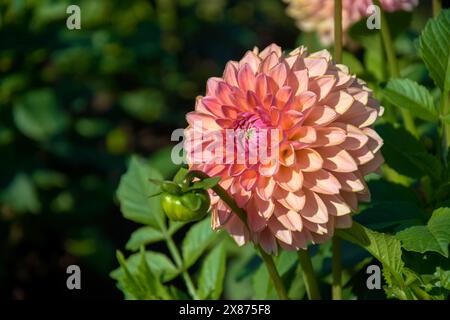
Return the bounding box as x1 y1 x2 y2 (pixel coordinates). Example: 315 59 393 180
166 235 199 300
440 90 450 166
331 0 343 301
187 170 289 300
297 249 321 300
374 0 418 138
411 285 432 300
331 237 342 300
334 0 343 63
259 247 289 300
433 0 442 17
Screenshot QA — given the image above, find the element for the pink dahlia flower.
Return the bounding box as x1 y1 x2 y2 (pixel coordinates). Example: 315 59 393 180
284 0 419 45
184 44 384 254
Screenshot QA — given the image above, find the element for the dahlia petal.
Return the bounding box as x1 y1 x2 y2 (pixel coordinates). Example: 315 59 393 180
303 169 341 195
268 217 293 244
259 158 279 176
334 123 369 150
359 152 384 176
335 215 352 229
304 56 328 77
296 91 317 111
255 196 275 219
313 127 347 147
225 215 249 246
294 69 309 95
240 170 258 191
348 145 374 165
212 201 232 229
221 105 240 119
303 105 338 126
223 61 239 87
186 112 222 131
333 172 365 192
275 165 303 192
239 51 260 73
260 51 279 74
200 96 224 117
258 228 278 255
295 148 323 172
276 86 294 108
301 190 329 223
247 198 267 232
279 143 296 167
255 73 269 100
340 191 358 212
259 43 282 59
324 90 354 114
238 64 256 92
363 127 383 153
291 231 309 250
316 146 358 173
268 62 288 87
303 220 329 235
275 187 306 211
206 77 221 96
310 76 336 101
256 176 276 201
319 194 351 216
234 188 251 208
289 126 317 146
273 205 303 231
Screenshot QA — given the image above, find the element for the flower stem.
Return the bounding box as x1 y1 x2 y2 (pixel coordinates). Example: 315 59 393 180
297 249 321 300
331 237 342 300
166 235 199 300
433 0 442 17
259 246 289 300
334 0 343 63
187 170 288 300
374 0 418 138
332 0 343 301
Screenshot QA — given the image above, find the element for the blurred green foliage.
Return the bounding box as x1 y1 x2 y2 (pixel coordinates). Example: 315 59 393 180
0 0 297 299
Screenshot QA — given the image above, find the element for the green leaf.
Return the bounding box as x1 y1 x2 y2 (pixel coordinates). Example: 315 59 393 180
13 89 68 141
120 89 164 123
190 177 221 190
116 156 165 228
252 250 298 299
111 250 179 283
135 247 171 299
396 207 450 258
173 167 189 184
377 124 436 179
383 79 438 122
355 201 425 231
114 249 171 300
336 222 404 279
1 173 41 214
182 218 218 268
198 243 226 299
168 220 186 235
342 52 364 76
125 226 164 251
115 250 144 299
419 9 450 91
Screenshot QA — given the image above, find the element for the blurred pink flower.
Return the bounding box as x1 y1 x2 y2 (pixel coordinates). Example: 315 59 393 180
284 0 419 45
184 44 384 254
